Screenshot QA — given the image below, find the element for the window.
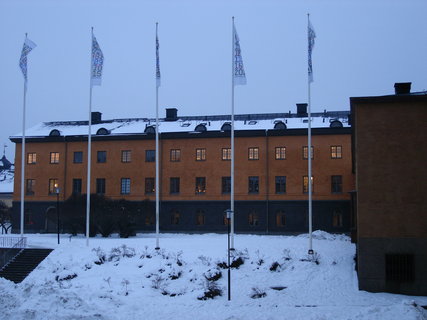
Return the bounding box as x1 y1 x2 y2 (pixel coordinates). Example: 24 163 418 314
121 178 131 194
73 151 83 163
145 214 155 226
97 151 107 163
196 210 205 225
222 176 231 194
50 152 59 164
275 176 286 194
248 176 259 194
121 150 132 163
303 176 314 193
222 148 231 161
145 177 155 194
26 179 35 195
331 175 343 193
170 177 180 194
196 148 206 161
248 211 259 226
248 147 259 160
332 209 343 227
96 178 106 195
331 146 342 159
276 210 286 227
171 210 180 225
386 254 414 282
48 179 58 195
27 153 36 164
170 149 181 162
24 210 33 226
195 177 206 194
145 150 155 162
275 147 286 160
303 146 314 160
72 179 82 195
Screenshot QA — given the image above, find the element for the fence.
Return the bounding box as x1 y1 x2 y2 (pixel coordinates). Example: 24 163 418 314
0 237 27 271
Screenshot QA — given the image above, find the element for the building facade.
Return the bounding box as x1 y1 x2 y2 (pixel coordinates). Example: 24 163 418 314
351 83 427 296
10 105 353 234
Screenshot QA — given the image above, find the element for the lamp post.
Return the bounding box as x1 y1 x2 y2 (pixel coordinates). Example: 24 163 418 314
225 208 233 301
54 184 60 244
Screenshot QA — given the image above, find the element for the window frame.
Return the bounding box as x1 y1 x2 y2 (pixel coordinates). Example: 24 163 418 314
145 177 155 194
26 179 35 195
248 176 259 194
145 150 155 162
222 148 231 161
97 151 107 163
48 178 58 195
121 150 132 163
331 145 343 159
275 147 286 160
195 177 206 194
50 152 60 164
96 178 106 195
275 176 287 194
27 153 37 165
196 148 206 161
248 147 259 160
170 149 181 162
303 146 314 160
276 210 286 227
303 175 314 194
73 151 83 164
222 176 231 194
331 175 343 194
120 178 131 195
72 178 82 195
170 177 180 194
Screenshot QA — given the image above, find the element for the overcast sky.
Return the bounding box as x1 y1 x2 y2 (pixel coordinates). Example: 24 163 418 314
1 0 426 161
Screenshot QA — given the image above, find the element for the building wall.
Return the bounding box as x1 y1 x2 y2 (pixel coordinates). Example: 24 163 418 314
352 95 427 295
12 129 353 234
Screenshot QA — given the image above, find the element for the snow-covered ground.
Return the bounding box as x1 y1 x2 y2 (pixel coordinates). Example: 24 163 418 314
1 232 426 320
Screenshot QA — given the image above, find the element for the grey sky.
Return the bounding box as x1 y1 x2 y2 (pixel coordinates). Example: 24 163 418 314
1 0 426 161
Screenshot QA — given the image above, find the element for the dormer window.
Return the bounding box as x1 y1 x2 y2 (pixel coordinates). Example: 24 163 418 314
49 129 61 137
330 120 343 128
195 124 207 132
144 126 156 134
221 122 231 131
96 128 110 135
247 120 257 125
274 121 286 130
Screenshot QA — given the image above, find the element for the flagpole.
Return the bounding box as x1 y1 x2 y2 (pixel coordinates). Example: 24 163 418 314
20 34 28 238
86 27 94 246
307 13 313 254
230 17 235 250
155 22 160 250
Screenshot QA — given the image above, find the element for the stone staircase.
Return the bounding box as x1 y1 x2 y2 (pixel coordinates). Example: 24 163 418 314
0 248 53 283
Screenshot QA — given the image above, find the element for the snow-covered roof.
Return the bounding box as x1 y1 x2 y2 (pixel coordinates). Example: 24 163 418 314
10 111 350 139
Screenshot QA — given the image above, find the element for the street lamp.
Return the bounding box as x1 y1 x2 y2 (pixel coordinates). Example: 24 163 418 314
54 183 60 244
225 208 233 301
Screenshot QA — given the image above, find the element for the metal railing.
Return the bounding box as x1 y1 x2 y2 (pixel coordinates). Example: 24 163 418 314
0 237 27 271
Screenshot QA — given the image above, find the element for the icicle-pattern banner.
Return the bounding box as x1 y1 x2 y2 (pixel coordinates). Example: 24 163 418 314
156 29 161 88
91 34 104 86
233 23 246 86
308 17 316 83
19 37 37 82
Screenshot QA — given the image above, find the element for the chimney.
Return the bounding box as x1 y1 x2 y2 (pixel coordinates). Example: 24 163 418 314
91 112 102 124
394 82 411 95
165 108 178 121
296 103 308 117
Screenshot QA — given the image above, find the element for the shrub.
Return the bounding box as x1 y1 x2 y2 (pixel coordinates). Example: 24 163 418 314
197 280 222 300
250 287 267 299
203 269 222 282
270 261 281 271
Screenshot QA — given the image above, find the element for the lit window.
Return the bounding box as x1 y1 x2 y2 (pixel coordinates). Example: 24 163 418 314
331 146 342 159
195 177 206 194
303 176 314 193
170 149 181 162
222 148 231 161
196 148 206 161
121 150 132 163
303 146 314 160
248 147 259 160
50 152 59 164
48 179 58 195
121 178 131 194
275 147 286 160
27 153 37 164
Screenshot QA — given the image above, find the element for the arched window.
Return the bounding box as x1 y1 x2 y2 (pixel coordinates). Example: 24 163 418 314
96 128 110 135
49 129 61 137
221 123 231 131
195 124 207 132
145 126 155 134
274 121 287 130
329 120 343 128
248 210 259 226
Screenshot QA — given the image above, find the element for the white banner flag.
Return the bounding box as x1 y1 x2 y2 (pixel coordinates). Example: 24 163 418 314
19 37 37 83
233 22 246 86
91 34 104 86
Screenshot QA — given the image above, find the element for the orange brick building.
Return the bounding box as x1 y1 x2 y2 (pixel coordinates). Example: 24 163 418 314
11 105 353 234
